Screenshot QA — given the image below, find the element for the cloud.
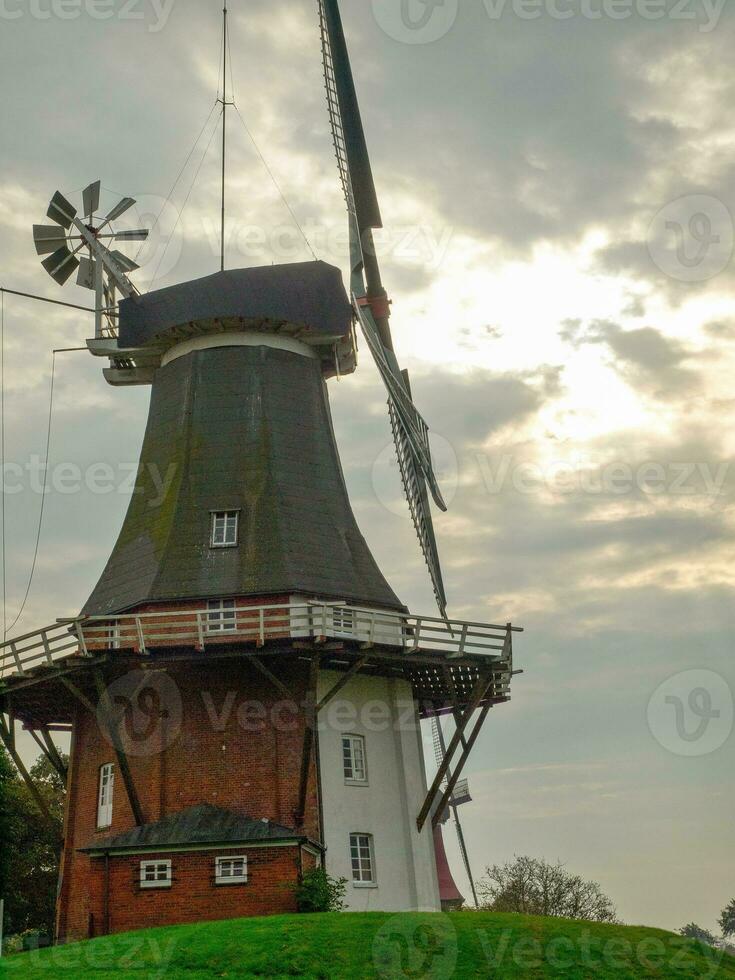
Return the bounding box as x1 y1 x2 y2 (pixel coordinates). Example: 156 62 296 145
559 319 700 398
1 0 734 936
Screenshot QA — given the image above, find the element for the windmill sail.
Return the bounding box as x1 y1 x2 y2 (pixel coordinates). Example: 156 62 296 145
319 0 448 615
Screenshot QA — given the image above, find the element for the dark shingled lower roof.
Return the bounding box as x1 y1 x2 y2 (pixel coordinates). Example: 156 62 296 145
80 803 318 854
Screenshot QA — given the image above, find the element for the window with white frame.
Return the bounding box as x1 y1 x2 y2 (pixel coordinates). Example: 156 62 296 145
332 606 355 635
349 833 376 885
215 855 248 885
342 734 368 784
207 598 237 634
210 511 239 548
140 860 172 889
97 763 114 829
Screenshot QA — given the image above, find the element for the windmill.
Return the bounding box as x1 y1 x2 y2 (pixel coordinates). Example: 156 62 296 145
33 180 148 339
0 2 521 940
319 0 449 617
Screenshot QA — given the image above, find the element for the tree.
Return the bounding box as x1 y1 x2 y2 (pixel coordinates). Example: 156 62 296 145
719 900 735 939
679 924 719 947
0 746 66 939
0 745 15 904
477 856 618 924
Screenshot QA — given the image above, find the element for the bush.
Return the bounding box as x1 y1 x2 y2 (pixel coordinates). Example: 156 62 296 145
295 867 347 914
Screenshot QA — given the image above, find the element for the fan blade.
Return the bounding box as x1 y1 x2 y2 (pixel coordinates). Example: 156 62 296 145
33 224 68 256
82 180 101 220
113 229 148 242
110 250 140 272
77 256 97 290
104 197 136 223
47 191 77 229
42 245 80 285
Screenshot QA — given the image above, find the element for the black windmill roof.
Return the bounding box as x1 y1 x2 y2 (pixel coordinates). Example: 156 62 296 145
118 261 353 350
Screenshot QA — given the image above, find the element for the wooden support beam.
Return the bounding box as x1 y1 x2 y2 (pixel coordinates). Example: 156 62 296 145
250 656 292 699
27 726 47 757
25 725 68 782
92 669 145 828
431 701 493 829
442 666 469 752
40 725 68 782
316 655 369 713
5 705 16 751
59 675 96 714
0 713 60 839
416 671 492 832
295 656 320 826
293 641 344 652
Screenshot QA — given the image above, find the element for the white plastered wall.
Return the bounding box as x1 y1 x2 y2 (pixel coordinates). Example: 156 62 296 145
316 670 440 912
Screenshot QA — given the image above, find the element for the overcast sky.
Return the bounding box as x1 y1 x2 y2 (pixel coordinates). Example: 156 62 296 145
1 0 733 934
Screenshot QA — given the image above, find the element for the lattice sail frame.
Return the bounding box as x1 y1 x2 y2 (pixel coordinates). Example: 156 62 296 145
319 0 449 616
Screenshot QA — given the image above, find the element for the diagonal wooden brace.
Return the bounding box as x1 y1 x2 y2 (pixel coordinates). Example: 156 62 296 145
295 655 321 826
0 713 61 840
431 700 493 830
416 671 493 832
316 655 369 713
93 669 145 827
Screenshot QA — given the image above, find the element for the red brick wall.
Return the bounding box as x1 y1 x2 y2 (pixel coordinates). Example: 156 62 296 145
88 846 308 936
57 651 321 942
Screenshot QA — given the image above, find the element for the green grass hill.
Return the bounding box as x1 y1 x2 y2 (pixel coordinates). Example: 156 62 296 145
2 911 733 979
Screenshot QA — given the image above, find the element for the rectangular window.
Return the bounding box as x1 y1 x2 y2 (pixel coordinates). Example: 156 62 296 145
211 511 239 548
342 734 368 784
207 598 237 634
215 855 248 885
349 833 376 885
140 860 172 889
97 763 114 829
332 607 355 635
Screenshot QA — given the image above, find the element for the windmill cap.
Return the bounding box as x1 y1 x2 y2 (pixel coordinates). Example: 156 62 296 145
118 261 353 362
